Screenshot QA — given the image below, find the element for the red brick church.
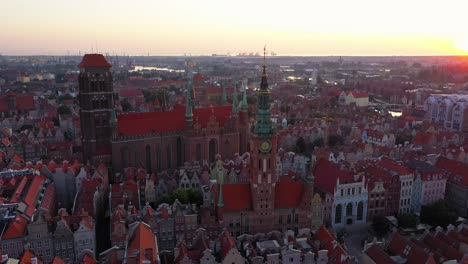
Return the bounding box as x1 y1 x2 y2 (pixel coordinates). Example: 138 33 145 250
78 54 250 176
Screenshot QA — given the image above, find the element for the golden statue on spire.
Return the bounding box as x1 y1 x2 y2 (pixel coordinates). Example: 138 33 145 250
262 45 267 76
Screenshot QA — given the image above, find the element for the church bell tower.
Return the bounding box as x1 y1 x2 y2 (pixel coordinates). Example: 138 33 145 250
78 54 114 165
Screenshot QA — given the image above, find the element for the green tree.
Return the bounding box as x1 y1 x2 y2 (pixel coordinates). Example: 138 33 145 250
57 105 71 115
398 213 418 229
52 117 60 127
187 188 203 206
157 194 172 205
295 137 306 154
121 99 133 112
172 188 189 204
420 201 457 228
372 215 389 238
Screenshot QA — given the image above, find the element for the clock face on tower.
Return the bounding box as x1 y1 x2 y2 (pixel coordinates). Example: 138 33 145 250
259 140 272 153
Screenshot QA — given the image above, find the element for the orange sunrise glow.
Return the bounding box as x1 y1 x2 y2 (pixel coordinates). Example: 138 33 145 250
1 0 468 55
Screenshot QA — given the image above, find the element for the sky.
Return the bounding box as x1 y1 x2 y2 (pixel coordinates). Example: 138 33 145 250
2 0 468 56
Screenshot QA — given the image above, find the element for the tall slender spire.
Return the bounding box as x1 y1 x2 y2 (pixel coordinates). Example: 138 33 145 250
185 72 193 124
111 107 117 124
221 80 227 104
217 184 224 207
241 80 248 110
232 80 238 115
255 46 272 135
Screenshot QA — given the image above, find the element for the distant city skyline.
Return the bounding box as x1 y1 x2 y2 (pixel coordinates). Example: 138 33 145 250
2 0 468 56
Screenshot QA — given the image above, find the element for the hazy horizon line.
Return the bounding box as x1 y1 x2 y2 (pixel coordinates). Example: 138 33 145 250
2 53 468 58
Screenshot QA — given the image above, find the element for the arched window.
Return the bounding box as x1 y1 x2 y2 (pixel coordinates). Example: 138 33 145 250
177 137 182 166
335 204 342 224
357 201 364 221
146 145 152 172
209 139 217 162
121 147 129 170
156 145 162 172
346 203 353 216
224 139 230 158
196 143 202 162
166 146 171 169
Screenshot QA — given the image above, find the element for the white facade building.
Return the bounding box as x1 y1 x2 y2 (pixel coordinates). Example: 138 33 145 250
425 94 468 131
331 176 368 229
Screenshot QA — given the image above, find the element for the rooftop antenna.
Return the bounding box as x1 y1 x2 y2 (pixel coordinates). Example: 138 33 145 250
262 45 267 76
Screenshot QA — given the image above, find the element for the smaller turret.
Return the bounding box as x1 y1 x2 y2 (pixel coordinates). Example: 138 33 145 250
221 80 227 104
217 183 224 222
185 72 194 128
232 80 239 116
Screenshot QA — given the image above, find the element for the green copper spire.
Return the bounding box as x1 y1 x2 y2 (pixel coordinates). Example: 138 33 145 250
185 72 193 120
221 81 227 104
241 81 248 110
255 46 272 135
111 106 117 124
217 184 224 207
232 81 238 115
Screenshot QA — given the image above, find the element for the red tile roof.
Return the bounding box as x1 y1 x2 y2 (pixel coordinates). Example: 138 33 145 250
221 184 251 211
160 206 170 219
387 232 436 264
365 244 396 264
193 73 204 82
51 257 65 264
219 230 236 260
435 156 468 186
19 250 43 264
117 105 233 136
81 251 97 264
127 222 158 263
378 157 412 175
16 95 35 110
412 131 435 146
314 158 353 193
24 175 47 217
315 225 350 264
39 183 55 213
119 89 143 98
175 242 189 263
74 179 101 217
422 234 463 262
78 54 112 68
9 177 28 203
2 214 28 240
274 177 304 208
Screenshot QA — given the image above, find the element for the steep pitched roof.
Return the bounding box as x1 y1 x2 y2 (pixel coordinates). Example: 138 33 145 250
387 231 435 264
78 54 112 68
365 244 396 264
117 105 233 136
2 214 28 240
81 251 97 264
219 230 236 260
221 184 251 211
378 156 412 175
314 158 353 193
421 233 463 262
274 177 304 208
23 175 47 217
19 250 43 264
126 222 158 263
315 225 350 264
51 257 66 264
435 156 468 186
